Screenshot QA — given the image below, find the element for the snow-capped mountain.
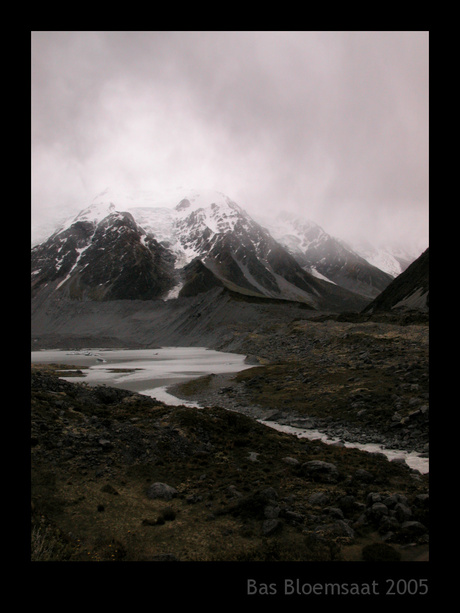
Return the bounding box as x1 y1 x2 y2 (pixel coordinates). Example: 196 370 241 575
348 238 420 278
31 203 176 301
31 188 370 311
264 213 394 299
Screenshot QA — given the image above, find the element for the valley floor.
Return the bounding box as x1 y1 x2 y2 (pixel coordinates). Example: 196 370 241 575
30 310 429 569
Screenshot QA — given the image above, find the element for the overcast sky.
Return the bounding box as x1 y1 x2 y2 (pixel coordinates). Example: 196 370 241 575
31 31 429 252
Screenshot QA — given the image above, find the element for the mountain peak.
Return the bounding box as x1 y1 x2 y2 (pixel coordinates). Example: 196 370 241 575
33 186 372 310
32 185 412 308
175 198 192 211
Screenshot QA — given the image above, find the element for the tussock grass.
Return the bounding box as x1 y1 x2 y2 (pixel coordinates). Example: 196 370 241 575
31 520 71 561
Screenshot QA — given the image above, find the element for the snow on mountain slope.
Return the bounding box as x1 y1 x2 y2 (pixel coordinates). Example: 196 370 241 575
262 212 394 299
66 187 249 270
264 213 328 250
362 248 429 313
32 187 372 311
263 212 422 279
348 238 419 277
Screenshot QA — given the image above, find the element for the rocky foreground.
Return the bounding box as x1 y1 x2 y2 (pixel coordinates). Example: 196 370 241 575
31 311 429 563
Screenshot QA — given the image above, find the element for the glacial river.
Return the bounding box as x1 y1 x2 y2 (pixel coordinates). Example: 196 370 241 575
31 347 253 406
31 347 429 474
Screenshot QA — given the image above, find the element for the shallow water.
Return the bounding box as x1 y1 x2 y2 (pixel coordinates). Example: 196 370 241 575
31 347 253 399
260 421 429 475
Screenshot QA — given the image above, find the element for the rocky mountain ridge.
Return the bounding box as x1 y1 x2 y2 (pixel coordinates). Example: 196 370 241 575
32 189 374 312
265 213 394 299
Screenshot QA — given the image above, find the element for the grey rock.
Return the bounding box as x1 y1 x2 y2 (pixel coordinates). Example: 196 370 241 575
302 460 339 483
226 485 243 498
262 519 283 536
264 504 281 519
383 493 408 509
400 521 427 537
261 487 278 501
391 456 409 468
366 492 382 505
353 513 369 529
146 482 178 501
284 511 304 524
315 520 355 539
323 506 344 519
98 438 112 449
353 468 374 483
414 493 429 507
282 456 300 466
378 516 400 534
336 495 356 514
394 502 412 522
369 502 389 520
186 494 203 504
308 491 330 506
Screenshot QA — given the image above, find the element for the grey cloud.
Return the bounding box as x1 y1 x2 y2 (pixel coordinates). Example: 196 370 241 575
31 31 428 251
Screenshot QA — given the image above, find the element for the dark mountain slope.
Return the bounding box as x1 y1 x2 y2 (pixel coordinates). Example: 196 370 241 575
32 211 176 300
267 215 394 299
362 248 429 313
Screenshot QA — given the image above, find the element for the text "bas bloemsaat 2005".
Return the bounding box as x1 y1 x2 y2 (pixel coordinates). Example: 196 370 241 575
247 578 429 597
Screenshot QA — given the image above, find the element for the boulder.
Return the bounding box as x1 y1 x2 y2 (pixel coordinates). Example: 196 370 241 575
146 482 178 501
368 502 389 521
262 519 283 536
282 456 300 467
315 520 355 539
308 491 330 506
302 460 340 483
400 521 427 538
394 502 412 522
353 468 374 483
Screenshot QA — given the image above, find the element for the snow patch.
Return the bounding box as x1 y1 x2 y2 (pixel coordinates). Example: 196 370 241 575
307 266 336 284
163 282 184 301
69 188 246 269
55 245 90 289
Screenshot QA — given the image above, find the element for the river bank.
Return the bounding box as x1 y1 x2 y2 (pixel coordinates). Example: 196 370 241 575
32 342 429 473
167 371 428 474
208 315 429 460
